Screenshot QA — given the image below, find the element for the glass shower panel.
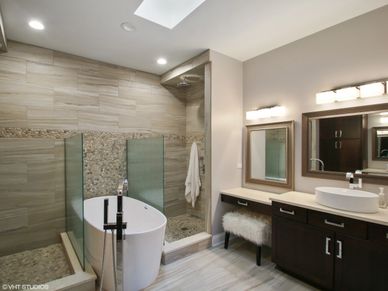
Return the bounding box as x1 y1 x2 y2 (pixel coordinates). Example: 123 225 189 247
127 137 164 212
65 133 85 269
265 128 287 181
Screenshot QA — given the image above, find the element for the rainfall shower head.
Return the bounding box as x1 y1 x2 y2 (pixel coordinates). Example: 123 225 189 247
176 79 191 88
176 74 203 88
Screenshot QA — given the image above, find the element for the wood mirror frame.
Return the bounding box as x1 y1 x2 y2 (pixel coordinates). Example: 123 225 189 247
302 103 388 185
244 120 295 190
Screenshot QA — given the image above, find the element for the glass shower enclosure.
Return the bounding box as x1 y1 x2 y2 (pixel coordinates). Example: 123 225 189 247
127 137 164 212
64 133 85 269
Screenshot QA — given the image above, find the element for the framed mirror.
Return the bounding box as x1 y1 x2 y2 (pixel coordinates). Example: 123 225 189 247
372 127 388 160
245 121 294 189
302 103 388 184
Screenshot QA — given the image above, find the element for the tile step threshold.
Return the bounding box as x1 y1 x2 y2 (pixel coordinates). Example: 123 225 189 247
162 232 212 264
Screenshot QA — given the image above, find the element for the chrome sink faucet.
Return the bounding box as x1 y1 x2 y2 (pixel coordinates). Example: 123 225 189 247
310 158 325 171
346 170 362 189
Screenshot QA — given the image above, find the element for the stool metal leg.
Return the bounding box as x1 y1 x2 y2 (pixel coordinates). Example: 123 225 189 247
224 232 230 249
256 245 261 266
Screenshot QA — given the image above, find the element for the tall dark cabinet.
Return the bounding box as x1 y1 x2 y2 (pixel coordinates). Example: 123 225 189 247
272 202 388 291
318 115 364 172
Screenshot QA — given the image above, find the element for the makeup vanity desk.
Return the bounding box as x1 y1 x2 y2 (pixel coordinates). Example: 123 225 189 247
220 187 282 216
221 187 388 291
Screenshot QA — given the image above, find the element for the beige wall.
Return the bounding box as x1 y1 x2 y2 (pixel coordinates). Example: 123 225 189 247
243 6 388 194
210 51 243 236
0 41 185 134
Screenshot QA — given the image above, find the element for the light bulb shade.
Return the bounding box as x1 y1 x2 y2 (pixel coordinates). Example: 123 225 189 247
270 106 286 116
316 91 336 104
359 82 385 98
380 117 388 124
246 110 260 120
335 87 359 101
245 106 286 120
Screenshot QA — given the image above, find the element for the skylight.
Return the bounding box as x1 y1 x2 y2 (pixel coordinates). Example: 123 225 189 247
134 0 206 29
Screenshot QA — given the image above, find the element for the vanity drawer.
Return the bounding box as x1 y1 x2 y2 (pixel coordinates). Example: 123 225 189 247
308 210 367 239
272 202 307 223
220 194 271 215
368 223 388 246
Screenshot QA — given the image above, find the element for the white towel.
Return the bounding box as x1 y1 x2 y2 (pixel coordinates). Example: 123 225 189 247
185 142 201 208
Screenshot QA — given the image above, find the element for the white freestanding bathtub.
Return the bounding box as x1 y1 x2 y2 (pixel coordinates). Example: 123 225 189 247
84 196 167 291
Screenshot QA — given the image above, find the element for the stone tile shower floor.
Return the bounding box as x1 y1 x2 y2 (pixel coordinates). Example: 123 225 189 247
165 214 206 242
0 243 72 286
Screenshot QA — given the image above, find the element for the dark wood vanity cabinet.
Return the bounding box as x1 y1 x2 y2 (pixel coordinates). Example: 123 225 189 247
272 203 388 291
272 216 335 290
319 115 363 172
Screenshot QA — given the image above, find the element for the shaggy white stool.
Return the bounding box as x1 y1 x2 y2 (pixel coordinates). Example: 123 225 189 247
222 209 271 266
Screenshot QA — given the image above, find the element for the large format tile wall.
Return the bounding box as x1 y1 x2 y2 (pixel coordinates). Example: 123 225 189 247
162 82 206 220
0 136 64 256
0 41 188 252
185 82 206 219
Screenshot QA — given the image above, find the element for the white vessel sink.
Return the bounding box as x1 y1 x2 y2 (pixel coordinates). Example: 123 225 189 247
315 187 379 213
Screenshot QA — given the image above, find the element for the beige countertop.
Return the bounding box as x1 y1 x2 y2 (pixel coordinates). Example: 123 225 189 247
220 187 284 205
271 191 388 227
221 187 388 227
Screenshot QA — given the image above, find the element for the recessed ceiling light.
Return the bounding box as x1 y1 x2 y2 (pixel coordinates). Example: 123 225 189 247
157 58 167 65
120 22 136 32
29 20 45 30
135 0 207 29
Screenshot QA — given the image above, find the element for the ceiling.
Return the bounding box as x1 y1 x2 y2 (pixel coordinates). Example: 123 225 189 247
1 0 387 75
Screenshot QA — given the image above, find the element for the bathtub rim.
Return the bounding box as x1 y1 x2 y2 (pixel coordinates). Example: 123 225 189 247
84 195 167 235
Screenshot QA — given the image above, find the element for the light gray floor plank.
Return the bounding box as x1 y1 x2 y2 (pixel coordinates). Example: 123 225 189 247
146 238 319 291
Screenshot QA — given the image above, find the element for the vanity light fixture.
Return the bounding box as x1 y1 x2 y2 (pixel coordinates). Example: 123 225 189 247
316 80 388 104
246 105 286 121
335 87 360 101
380 117 388 124
316 91 336 104
359 82 385 98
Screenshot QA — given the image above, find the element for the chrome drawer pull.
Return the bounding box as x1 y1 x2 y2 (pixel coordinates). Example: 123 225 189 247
325 237 331 256
386 233 388 239
237 200 248 206
324 219 344 228
279 208 295 215
336 240 342 259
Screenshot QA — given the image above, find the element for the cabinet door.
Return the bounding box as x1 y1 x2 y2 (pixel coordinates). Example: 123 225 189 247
338 139 362 172
319 117 338 139
334 234 371 291
337 115 362 139
272 216 334 290
319 138 340 171
367 241 388 291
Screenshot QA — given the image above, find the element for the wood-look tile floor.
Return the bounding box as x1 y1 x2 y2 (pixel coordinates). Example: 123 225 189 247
146 238 318 291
